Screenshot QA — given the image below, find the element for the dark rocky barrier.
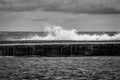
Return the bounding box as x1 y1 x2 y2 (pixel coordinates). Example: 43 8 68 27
0 40 120 56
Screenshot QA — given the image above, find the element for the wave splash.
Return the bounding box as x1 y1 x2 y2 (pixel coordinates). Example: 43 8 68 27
21 25 120 41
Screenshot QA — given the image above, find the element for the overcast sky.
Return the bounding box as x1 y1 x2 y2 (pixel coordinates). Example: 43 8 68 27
0 0 120 31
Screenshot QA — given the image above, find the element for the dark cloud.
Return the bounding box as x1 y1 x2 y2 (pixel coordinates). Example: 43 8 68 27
40 0 120 14
0 0 12 11
42 4 120 14
0 0 120 14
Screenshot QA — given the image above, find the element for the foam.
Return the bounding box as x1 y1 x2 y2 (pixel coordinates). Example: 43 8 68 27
21 25 120 41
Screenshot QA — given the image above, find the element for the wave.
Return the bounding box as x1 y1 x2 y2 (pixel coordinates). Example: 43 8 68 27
21 25 120 41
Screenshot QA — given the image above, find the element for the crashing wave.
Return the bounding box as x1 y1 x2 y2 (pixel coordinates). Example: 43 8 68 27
21 25 120 41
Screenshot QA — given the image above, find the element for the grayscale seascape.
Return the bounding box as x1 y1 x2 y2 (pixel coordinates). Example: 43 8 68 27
0 0 120 80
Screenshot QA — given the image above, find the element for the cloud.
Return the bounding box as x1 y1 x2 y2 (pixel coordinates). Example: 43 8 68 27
0 10 120 31
0 0 12 11
33 17 48 22
41 0 120 14
0 0 120 14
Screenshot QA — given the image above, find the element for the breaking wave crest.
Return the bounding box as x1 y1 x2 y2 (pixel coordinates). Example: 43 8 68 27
21 25 120 41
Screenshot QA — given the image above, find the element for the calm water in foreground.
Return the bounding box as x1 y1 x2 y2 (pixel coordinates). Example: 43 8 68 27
0 56 120 80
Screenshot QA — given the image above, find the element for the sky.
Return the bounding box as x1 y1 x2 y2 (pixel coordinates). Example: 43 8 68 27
0 0 120 31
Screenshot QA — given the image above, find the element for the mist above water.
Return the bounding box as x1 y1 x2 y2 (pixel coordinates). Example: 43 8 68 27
21 25 120 41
